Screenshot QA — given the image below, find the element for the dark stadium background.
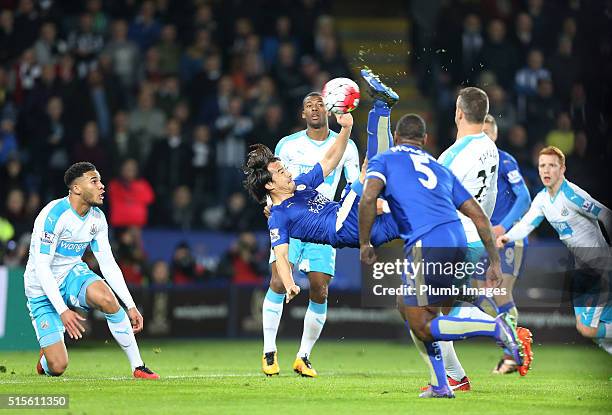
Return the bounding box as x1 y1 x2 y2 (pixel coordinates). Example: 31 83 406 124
1 0 611 350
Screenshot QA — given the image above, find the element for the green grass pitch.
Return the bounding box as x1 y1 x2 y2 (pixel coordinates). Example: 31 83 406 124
1 339 610 414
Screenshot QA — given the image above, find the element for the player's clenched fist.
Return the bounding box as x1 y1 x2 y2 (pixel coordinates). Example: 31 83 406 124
334 112 353 128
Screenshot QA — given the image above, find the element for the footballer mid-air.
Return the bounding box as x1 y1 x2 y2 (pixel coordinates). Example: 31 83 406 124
24 162 159 379
245 70 531 397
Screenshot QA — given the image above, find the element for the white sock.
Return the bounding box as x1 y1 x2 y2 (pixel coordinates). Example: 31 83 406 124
297 300 327 358
440 341 466 381
105 308 144 371
262 288 285 354
452 304 496 321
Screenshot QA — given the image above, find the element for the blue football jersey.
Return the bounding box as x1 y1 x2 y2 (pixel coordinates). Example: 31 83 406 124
268 163 339 248
491 150 531 230
366 144 472 248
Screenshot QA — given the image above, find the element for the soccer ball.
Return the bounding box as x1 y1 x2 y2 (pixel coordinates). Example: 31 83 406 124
322 77 360 114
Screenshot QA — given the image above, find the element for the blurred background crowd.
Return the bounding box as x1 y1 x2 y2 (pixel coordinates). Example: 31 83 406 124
0 0 609 288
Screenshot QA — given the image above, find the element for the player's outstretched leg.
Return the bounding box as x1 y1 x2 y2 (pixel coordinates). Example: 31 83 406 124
360 68 398 160
262 263 285 376
86 281 159 379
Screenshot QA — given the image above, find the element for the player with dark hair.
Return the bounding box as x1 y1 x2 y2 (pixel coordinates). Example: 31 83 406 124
24 162 158 379
359 97 527 398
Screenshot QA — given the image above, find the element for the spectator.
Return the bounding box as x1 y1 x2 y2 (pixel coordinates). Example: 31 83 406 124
11 48 41 105
180 29 214 83
503 125 531 168
110 111 142 168
3 188 29 241
272 42 304 101
512 12 535 61
114 227 146 286
220 192 257 233
191 125 216 203
13 0 41 56
33 21 67 66
317 36 350 79
67 13 105 78
525 78 560 142
214 96 253 201
548 36 580 103
23 63 62 120
0 157 27 206
146 118 193 206
104 19 141 91
0 117 17 166
486 85 516 138
251 103 288 151
156 24 182 76
478 19 518 89
128 0 161 51
262 15 298 69
150 260 172 288
157 76 182 117
86 0 109 35
568 83 591 135
35 97 70 199
73 121 109 174
566 131 592 190
245 76 279 122
217 232 265 285
128 89 166 161
0 10 18 63
142 46 163 86
171 242 202 285
546 112 575 156
515 49 551 98
107 158 154 229
190 53 223 119
164 185 198 230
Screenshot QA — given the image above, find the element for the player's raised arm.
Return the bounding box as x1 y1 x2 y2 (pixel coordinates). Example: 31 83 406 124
272 243 300 302
319 113 353 177
498 197 545 247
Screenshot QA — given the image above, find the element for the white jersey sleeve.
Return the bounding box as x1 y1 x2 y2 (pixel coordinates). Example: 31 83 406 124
566 182 612 239
91 213 136 309
505 192 546 242
30 207 69 315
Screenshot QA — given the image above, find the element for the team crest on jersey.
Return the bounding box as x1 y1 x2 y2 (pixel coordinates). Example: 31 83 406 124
40 231 55 245
561 207 569 216
270 228 280 243
40 320 49 330
89 224 98 235
296 184 306 191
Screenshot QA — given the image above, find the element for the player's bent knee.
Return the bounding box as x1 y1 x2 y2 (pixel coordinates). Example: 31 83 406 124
90 285 120 313
47 358 68 376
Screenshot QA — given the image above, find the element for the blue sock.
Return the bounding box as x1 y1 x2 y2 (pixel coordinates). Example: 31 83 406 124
409 329 448 388
366 102 393 159
498 301 515 314
430 316 497 341
475 295 499 318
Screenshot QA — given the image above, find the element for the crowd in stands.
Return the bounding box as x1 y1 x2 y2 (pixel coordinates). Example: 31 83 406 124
410 0 610 203
0 0 349 283
1 0 609 287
